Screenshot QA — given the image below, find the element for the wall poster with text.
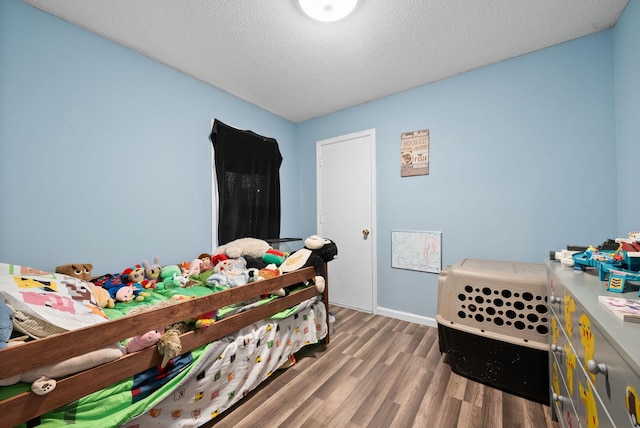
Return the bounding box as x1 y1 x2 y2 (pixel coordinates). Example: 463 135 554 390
400 129 429 177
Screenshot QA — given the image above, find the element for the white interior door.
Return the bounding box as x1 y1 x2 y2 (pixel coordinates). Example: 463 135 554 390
317 129 376 313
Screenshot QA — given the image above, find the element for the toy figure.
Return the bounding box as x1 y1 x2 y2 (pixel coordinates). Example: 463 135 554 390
55 263 93 282
279 235 338 293
142 257 161 283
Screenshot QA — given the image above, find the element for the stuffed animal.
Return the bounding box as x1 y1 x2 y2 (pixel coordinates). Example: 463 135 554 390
142 257 161 282
93 274 148 303
262 249 287 266
206 257 250 288
55 263 93 282
197 253 214 271
210 253 228 270
158 265 190 289
167 295 216 331
0 303 56 394
157 324 190 368
214 237 271 259
125 329 163 354
88 283 115 309
55 264 116 308
122 265 155 290
187 258 207 277
0 337 122 395
123 300 188 368
279 235 338 293
0 300 12 349
248 264 286 297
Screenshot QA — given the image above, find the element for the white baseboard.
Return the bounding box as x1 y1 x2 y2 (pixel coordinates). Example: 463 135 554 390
376 306 437 328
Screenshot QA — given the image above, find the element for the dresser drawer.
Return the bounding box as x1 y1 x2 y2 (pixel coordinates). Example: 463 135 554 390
573 308 640 426
548 274 578 343
573 358 615 427
550 314 581 401
550 351 581 427
547 262 640 428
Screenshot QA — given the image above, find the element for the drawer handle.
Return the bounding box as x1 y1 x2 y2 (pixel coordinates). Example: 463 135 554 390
587 359 608 376
552 393 565 403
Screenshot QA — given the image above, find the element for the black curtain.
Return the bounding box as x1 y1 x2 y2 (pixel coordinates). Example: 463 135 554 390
209 119 282 245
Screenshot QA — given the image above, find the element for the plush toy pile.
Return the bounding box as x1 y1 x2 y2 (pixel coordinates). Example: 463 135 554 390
2 236 337 395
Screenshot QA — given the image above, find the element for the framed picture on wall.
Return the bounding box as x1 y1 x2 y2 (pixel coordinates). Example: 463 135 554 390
400 129 429 177
391 230 442 273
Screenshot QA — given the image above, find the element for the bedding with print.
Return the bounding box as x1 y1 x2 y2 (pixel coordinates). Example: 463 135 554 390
0 263 123 388
6 297 326 428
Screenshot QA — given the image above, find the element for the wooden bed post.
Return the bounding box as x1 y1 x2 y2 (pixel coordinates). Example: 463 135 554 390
323 263 330 344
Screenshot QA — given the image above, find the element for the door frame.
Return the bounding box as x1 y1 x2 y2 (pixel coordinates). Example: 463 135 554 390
316 128 377 313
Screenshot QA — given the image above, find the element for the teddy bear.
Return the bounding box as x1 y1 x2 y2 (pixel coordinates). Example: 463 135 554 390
279 235 338 293
55 263 93 282
54 264 115 308
213 237 272 259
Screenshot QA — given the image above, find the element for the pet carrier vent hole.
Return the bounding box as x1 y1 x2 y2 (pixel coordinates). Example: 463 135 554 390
537 325 549 335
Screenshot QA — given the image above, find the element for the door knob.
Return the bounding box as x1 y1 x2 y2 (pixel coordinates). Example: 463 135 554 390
362 229 370 236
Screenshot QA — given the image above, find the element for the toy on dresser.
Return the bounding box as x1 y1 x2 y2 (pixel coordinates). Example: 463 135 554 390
554 232 640 294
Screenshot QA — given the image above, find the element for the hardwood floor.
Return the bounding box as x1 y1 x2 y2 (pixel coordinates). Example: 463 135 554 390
203 306 559 428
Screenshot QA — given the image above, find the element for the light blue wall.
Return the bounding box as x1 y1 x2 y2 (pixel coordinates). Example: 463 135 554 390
614 1 640 235
1 0 634 320
297 31 618 317
0 1 298 274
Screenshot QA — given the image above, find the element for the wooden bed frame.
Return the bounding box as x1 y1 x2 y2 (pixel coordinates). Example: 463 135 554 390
0 266 329 427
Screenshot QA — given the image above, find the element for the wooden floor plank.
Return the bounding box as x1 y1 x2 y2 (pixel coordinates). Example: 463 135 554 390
457 401 484 428
389 366 433 427
203 306 559 428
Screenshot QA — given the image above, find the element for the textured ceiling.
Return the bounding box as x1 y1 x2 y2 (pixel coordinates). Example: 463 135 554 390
23 0 628 123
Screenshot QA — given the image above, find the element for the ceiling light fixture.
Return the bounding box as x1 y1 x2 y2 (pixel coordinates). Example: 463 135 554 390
298 0 358 22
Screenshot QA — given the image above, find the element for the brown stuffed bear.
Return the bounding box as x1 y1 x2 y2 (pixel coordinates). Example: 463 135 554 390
55 263 115 309
55 263 93 282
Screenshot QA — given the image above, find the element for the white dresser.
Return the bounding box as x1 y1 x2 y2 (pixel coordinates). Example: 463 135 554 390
547 260 640 427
